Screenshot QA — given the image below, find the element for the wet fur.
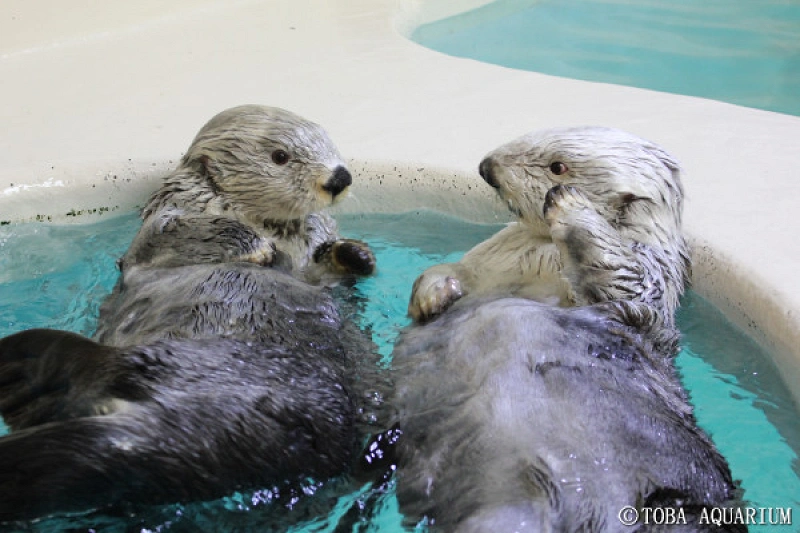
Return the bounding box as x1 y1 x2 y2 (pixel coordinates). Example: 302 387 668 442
390 129 742 532
0 105 380 522
391 300 742 532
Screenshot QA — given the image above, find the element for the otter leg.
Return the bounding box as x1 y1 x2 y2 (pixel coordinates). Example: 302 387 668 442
0 338 363 522
543 185 646 306
314 239 376 276
0 329 117 430
0 416 147 522
0 408 225 523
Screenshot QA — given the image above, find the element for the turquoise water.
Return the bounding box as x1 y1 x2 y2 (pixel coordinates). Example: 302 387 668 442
412 0 800 116
0 211 798 531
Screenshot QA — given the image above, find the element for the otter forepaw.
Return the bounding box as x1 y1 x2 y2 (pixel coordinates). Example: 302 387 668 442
238 238 277 266
543 185 593 226
331 239 376 276
408 272 464 322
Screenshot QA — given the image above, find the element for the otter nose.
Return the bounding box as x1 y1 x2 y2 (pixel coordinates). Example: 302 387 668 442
323 166 352 198
479 157 499 188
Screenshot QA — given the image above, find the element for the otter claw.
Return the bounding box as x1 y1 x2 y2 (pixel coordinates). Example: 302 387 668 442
408 274 463 322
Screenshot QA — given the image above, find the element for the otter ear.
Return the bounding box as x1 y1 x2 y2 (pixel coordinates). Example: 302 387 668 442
619 192 645 206
199 154 213 176
196 154 222 194
613 191 650 225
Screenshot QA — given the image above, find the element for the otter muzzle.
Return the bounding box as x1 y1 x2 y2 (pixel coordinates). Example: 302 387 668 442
323 166 352 198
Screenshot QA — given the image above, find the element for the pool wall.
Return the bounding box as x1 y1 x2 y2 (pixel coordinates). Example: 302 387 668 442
2 0 800 407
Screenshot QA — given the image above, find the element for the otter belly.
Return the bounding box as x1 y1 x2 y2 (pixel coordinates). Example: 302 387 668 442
390 297 737 532
95 263 341 346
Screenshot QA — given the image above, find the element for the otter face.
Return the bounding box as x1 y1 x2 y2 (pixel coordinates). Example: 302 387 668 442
184 105 351 224
478 126 684 240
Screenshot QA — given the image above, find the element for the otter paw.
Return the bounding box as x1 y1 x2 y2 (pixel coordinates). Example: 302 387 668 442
543 184 593 225
238 238 277 266
408 273 463 322
331 239 376 276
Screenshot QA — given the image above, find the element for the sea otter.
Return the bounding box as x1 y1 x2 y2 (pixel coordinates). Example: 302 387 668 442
0 105 381 523
388 127 744 532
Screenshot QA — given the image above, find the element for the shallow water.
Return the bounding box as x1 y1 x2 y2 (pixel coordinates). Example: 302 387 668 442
412 0 800 116
0 211 798 531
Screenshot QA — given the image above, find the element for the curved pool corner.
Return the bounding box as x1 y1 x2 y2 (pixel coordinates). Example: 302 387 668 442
1 0 800 413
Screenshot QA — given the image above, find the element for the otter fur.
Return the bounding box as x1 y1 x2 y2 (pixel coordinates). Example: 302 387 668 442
388 128 743 532
0 105 380 522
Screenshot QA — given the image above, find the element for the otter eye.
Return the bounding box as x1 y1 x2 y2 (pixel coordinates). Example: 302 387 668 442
271 150 290 166
549 161 569 175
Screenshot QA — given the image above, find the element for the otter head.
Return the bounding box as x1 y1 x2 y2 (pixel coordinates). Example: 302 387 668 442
182 105 351 225
478 126 684 249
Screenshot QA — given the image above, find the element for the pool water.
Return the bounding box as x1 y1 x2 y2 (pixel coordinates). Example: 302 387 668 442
0 211 798 531
412 0 800 116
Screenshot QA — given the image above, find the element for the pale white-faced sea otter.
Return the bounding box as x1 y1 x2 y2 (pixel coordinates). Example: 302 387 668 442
386 127 744 532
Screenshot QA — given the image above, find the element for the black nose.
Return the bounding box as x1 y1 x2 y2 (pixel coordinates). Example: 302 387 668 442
479 157 499 188
323 166 352 198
